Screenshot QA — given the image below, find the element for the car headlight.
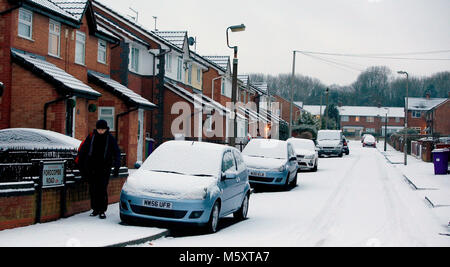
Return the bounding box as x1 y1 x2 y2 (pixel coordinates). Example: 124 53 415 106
278 165 287 172
305 154 315 159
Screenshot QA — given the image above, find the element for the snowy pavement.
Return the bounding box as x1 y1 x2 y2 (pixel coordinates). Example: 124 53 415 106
0 203 168 247
147 142 450 247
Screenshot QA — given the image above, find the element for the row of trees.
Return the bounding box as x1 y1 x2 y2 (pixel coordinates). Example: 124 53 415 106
250 67 450 108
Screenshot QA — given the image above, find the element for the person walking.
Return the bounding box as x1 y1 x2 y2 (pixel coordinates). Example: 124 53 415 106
77 120 121 219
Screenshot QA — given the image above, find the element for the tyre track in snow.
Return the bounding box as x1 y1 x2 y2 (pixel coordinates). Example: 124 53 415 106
292 151 364 246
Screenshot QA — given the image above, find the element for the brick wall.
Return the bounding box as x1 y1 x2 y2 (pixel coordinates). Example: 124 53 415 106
341 115 405 134
434 100 450 135
407 111 427 134
0 0 14 129
0 176 127 231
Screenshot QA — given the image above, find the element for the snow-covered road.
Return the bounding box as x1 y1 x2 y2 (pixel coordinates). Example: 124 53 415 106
149 141 450 247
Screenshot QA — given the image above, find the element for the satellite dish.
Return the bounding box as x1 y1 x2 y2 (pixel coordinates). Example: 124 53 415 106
188 37 196 46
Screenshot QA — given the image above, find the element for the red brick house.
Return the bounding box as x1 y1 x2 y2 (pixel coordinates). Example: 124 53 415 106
407 96 448 135
338 106 405 137
426 96 450 136
0 0 156 167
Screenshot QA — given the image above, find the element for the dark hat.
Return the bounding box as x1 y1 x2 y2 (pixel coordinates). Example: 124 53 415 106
96 120 108 129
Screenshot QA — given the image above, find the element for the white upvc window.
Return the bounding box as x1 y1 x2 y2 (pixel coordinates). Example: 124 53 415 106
341 116 349 122
177 57 183 81
395 117 401 123
366 128 376 133
48 20 61 57
187 63 192 85
165 53 172 72
98 107 115 131
130 47 140 72
197 68 201 83
75 31 86 65
366 116 374 123
98 39 107 64
412 111 421 118
18 8 33 39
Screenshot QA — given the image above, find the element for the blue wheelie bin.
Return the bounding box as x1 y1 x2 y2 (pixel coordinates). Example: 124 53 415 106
432 148 449 175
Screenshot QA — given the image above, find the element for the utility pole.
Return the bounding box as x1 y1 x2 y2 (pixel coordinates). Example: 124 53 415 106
319 93 323 130
398 71 409 166
289 51 296 138
325 88 329 130
384 112 388 152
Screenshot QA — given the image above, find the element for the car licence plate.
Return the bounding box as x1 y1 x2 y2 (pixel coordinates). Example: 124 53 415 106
250 171 266 177
143 199 173 210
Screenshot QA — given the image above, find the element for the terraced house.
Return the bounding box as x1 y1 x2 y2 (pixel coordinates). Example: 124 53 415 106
0 0 156 168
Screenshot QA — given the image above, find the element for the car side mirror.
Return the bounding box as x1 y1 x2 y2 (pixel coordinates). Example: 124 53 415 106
289 156 297 162
222 170 237 181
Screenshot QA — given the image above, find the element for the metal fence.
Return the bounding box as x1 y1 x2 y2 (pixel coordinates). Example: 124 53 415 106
0 148 128 184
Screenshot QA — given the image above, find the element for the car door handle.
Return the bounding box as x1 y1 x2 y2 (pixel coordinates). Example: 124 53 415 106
236 177 241 183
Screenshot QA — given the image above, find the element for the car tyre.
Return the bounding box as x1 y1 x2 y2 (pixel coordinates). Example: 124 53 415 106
283 173 292 191
339 152 343 158
290 174 298 188
312 161 318 172
234 193 249 221
206 201 220 234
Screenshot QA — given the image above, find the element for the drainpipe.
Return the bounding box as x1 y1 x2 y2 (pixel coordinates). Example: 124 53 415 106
115 107 139 140
44 95 71 130
211 76 224 102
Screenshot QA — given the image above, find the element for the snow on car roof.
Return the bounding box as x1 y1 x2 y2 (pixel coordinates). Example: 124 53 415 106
141 141 230 177
0 128 81 151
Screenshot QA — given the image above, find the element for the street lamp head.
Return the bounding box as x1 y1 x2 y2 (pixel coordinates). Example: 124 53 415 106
226 24 246 49
228 24 246 32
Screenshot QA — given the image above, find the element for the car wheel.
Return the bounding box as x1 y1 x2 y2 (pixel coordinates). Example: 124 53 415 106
120 213 134 225
290 174 298 188
312 161 318 172
206 201 220 234
283 173 292 191
339 152 343 158
234 193 249 221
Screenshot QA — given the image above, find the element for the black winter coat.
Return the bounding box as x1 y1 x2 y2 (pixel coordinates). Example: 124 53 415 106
77 129 121 177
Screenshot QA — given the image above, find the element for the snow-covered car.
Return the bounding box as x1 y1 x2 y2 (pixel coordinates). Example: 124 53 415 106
287 138 318 172
242 139 298 189
0 128 81 150
363 135 376 148
119 141 251 233
316 130 344 157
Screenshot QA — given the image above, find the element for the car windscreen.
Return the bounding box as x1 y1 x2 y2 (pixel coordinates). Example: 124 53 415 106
289 139 315 151
141 142 222 178
242 140 287 159
317 131 341 141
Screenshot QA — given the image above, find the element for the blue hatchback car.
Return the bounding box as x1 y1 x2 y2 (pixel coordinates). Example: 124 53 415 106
120 141 251 233
242 139 298 190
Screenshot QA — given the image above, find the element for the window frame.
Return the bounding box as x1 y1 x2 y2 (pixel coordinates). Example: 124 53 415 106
97 39 107 64
130 46 140 73
75 31 86 65
341 116 349 122
98 107 115 131
18 8 33 40
412 111 422 118
177 57 183 81
48 19 61 57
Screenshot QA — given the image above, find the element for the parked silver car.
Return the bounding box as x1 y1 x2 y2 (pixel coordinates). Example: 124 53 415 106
288 138 318 172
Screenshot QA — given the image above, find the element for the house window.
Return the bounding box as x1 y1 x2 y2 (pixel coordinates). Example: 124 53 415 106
341 116 349 122
18 8 33 39
165 53 172 72
98 107 115 131
395 117 401 123
187 64 192 85
98 39 107 64
197 68 201 83
177 58 183 81
130 47 139 72
366 128 376 133
75 31 86 65
381 117 388 123
412 111 421 118
48 20 60 57
366 116 374 123
355 116 360 122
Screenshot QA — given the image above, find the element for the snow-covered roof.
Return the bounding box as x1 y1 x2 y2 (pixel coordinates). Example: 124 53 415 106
338 106 405 118
203 56 229 72
252 82 268 93
87 71 156 110
11 49 101 99
152 31 186 50
26 0 79 21
303 105 326 116
294 102 303 108
407 97 448 111
51 0 88 21
0 128 81 151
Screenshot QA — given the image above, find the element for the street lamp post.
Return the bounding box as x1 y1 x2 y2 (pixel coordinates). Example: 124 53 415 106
226 24 246 148
398 71 409 166
289 51 297 138
325 88 330 130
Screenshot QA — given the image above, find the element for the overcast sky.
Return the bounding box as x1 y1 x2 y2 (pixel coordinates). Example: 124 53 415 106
98 0 450 86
